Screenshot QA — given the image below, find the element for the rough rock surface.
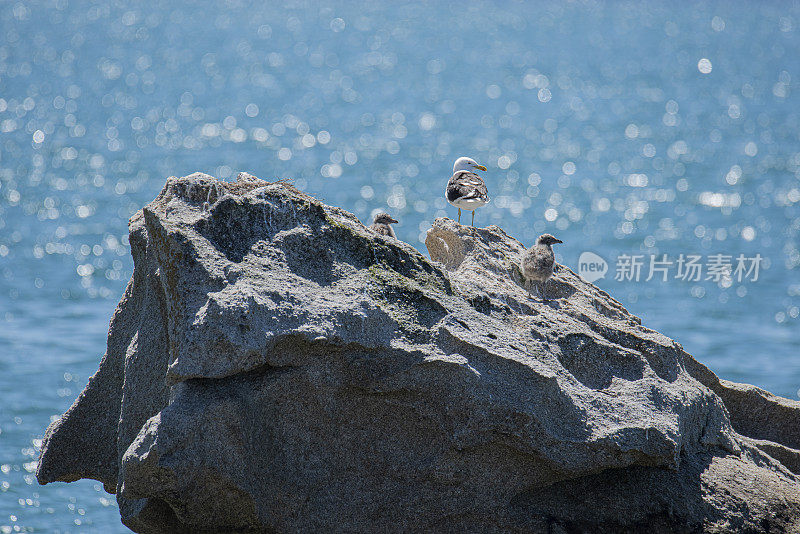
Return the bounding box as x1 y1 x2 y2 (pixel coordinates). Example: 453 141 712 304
38 173 800 533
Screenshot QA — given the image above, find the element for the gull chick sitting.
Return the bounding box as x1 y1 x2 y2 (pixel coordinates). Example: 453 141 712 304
369 212 399 238
521 233 563 301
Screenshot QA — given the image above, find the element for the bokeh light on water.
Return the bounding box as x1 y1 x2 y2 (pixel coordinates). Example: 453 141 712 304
1 2 799 531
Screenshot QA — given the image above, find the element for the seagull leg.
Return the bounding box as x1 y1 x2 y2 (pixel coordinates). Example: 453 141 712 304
541 280 549 301
457 208 461 224
471 210 475 227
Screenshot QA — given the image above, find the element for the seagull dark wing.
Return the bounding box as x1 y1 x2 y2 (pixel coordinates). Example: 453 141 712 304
445 171 489 203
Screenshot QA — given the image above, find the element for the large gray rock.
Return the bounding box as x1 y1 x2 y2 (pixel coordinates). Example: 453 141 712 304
38 173 800 533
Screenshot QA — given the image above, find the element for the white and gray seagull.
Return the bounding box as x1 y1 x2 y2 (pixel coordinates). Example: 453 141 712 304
445 156 489 226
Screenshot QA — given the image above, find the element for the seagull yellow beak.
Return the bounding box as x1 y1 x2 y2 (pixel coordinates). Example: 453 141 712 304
474 164 487 171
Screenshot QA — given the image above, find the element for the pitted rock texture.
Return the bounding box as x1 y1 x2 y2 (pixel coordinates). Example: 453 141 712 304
38 173 800 533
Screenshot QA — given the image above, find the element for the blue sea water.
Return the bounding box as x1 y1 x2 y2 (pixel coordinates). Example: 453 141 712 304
1 1 799 531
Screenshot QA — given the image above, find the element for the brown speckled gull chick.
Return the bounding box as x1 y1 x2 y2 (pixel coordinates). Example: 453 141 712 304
521 233 563 301
369 212 398 238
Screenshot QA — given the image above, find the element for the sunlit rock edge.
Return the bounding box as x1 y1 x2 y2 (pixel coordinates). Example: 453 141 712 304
37 173 800 533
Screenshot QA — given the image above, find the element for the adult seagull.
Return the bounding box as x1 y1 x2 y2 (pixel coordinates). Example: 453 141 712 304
445 156 489 226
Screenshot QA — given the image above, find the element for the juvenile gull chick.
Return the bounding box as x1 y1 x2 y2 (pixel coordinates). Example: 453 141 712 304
446 156 489 226
521 233 563 301
369 212 398 238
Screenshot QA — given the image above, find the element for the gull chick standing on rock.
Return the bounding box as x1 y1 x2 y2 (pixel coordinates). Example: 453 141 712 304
521 234 563 301
369 212 398 238
446 157 489 226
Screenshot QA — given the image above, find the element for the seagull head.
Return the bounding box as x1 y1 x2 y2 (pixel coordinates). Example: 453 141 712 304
373 212 398 225
453 156 487 173
536 234 563 246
